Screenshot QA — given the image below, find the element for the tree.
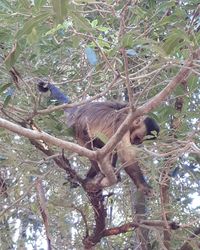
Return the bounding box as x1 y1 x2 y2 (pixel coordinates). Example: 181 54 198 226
0 0 199 249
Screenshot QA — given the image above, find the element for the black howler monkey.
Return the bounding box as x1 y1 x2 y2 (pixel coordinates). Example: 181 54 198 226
38 81 159 195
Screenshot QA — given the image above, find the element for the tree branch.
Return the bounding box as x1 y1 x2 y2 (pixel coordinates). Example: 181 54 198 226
103 220 179 237
35 178 52 250
99 48 200 157
0 118 96 160
179 227 200 250
0 49 199 192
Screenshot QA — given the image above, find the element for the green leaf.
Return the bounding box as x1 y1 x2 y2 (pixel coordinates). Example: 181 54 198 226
20 0 30 9
97 26 109 32
148 0 156 8
34 0 47 9
162 29 191 55
158 15 180 26
157 1 176 12
4 42 21 69
27 27 38 44
65 127 75 137
0 0 13 12
98 35 110 49
72 36 80 47
188 75 199 92
45 21 71 36
70 12 92 31
91 19 98 28
0 83 12 94
16 12 50 39
151 44 167 57
0 28 11 42
121 32 135 48
52 0 68 24
75 0 96 3
174 85 185 96
3 95 12 107
158 106 175 121
134 6 147 18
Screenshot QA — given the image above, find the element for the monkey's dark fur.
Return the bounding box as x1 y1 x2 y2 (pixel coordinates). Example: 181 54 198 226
38 81 159 194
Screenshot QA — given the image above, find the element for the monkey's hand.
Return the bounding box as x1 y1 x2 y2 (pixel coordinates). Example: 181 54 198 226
83 172 104 193
138 183 154 197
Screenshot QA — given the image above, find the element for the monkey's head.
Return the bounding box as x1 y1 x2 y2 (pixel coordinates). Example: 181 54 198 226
130 116 160 145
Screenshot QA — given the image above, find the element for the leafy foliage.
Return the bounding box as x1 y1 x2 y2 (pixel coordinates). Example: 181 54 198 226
0 0 199 249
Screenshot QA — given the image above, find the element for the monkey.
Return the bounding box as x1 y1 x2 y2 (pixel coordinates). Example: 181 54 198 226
38 81 160 195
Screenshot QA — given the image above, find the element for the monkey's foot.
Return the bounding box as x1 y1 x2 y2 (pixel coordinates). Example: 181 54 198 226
138 185 153 197
83 172 104 193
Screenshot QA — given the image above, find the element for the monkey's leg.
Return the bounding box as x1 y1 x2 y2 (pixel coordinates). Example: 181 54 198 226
86 153 118 179
84 154 119 192
84 139 104 179
117 132 152 196
86 160 101 179
85 138 118 179
123 163 152 196
82 138 119 191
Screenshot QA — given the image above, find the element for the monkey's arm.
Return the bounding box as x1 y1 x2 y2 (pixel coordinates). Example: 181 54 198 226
117 132 152 195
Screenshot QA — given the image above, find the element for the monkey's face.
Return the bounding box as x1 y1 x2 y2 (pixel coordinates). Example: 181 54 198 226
130 116 160 145
130 124 147 144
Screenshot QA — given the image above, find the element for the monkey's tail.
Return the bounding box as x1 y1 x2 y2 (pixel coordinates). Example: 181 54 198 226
38 81 70 104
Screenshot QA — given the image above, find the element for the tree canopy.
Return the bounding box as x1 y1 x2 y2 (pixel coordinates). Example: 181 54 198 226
0 0 200 249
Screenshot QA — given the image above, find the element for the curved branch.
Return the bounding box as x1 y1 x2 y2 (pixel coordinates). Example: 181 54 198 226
103 220 179 237
179 227 200 250
0 118 96 160
99 48 200 157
